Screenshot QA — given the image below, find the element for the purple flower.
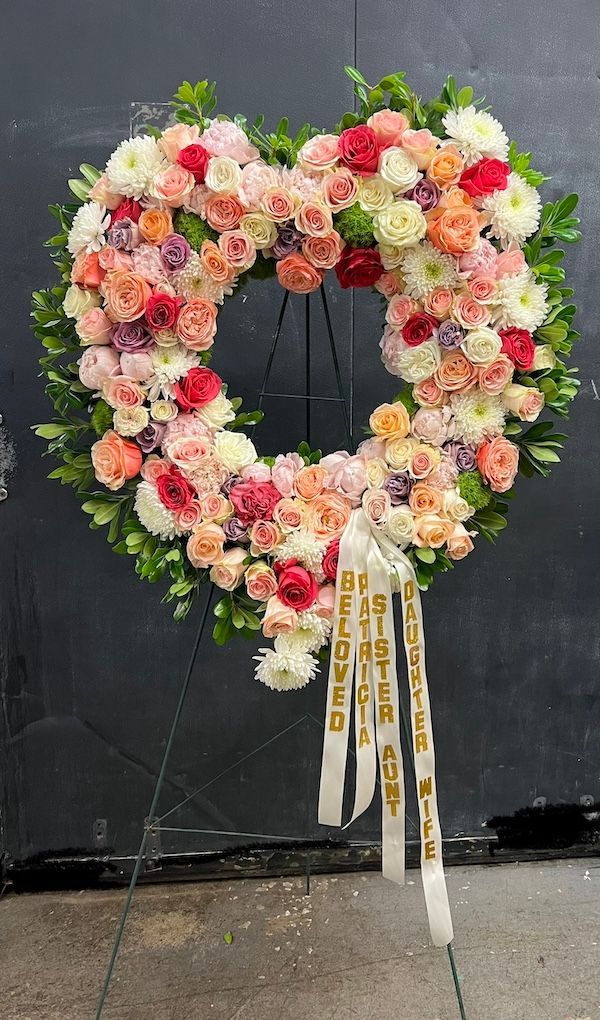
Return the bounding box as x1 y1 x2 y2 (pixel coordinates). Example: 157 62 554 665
406 179 440 213
136 422 166 454
107 217 139 251
271 223 303 259
436 319 464 349
111 322 154 352
221 474 243 498
223 517 249 542
444 441 477 472
383 472 413 504
160 232 192 273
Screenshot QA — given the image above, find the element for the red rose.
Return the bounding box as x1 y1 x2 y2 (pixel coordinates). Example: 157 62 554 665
322 539 340 581
229 481 282 523
111 198 142 224
145 292 183 331
335 246 383 289
499 327 535 371
156 466 195 511
338 125 380 176
459 158 511 198
174 367 223 410
402 312 438 347
276 559 319 611
177 143 211 183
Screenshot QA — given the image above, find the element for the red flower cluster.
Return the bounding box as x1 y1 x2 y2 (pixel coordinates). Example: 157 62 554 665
338 125 380 176
276 559 319 611
174 367 223 411
157 466 195 510
110 198 142 224
459 158 510 198
322 538 340 581
230 481 282 523
499 327 536 371
145 292 183 331
402 312 438 347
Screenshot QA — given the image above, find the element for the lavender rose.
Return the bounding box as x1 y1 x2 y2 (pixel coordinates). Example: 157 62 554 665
221 474 243 498
107 217 139 251
136 422 166 453
223 516 249 542
111 322 154 352
406 178 440 212
383 471 413 504
160 233 192 273
444 441 477 472
271 223 303 259
436 319 465 349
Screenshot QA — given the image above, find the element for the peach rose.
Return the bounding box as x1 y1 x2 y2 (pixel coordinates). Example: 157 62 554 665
362 487 391 527
453 293 491 329
76 307 113 345
141 456 171 482
260 186 298 223
294 201 333 238
467 275 497 304
245 562 279 601
138 208 173 245
218 229 256 271
103 270 151 322
199 493 232 522
375 271 404 299
91 430 142 490
435 351 478 392
98 247 133 273
495 248 526 278
168 436 211 470
423 287 453 320
413 376 448 407
205 193 245 232
321 168 359 211
176 298 218 351
409 482 442 515
186 522 226 567
401 128 438 169
294 465 328 501
446 524 475 560
368 109 409 147
302 231 345 269
210 547 246 591
175 501 204 531
71 251 106 289
369 402 410 439
159 123 200 162
440 185 473 209
276 254 323 294
501 383 545 422
410 445 440 479
262 594 298 637
200 240 235 283
478 355 514 396
385 294 419 327
412 514 455 548
314 583 335 620
88 173 122 209
273 498 305 532
250 520 282 555
297 133 340 172
427 206 482 254
102 375 144 409
306 492 352 541
427 146 464 189
476 436 519 493
152 165 195 207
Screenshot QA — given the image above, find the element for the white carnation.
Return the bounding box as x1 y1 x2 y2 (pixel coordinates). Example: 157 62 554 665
105 136 166 199
482 172 542 247
492 269 549 332
373 200 427 248
213 431 257 472
67 202 110 256
134 480 184 540
378 146 421 194
442 106 509 166
253 646 319 692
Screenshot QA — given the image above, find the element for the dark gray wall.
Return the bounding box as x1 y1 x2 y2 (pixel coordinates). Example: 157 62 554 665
1 0 599 865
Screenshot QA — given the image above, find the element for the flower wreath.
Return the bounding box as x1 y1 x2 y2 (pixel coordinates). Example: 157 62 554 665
33 69 581 692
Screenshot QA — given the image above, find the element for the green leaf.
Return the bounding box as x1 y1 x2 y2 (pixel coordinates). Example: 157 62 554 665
68 179 91 202
344 66 369 87
33 423 68 439
456 86 473 107
223 931 234 945
415 548 436 564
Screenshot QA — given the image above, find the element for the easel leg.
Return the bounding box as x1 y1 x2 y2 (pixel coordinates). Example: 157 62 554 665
94 587 214 1018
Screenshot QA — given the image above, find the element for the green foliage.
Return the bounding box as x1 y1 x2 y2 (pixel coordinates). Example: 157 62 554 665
457 470 492 511
297 440 323 465
90 399 114 437
470 496 510 543
513 421 567 478
245 254 277 281
213 591 265 645
393 386 418 417
170 79 218 126
173 209 219 251
334 203 375 247
508 141 550 188
406 547 454 591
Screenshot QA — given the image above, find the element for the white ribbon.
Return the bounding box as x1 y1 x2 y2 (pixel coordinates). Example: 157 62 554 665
318 508 453 947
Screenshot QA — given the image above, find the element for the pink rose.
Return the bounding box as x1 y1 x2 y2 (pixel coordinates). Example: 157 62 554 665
321 167 359 211
410 448 437 479
88 173 122 209
495 247 527 278
210 547 247 591
167 436 211 471
367 110 409 148
250 520 281 555
141 456 171 482
478 354 514 396
273 497 304 533
174 501 203 531
200 493 231 521
218 229 256 271
262 595 298 638
476 436 519 493
321 451 368 506
375 272 403 299
97 247 133 272
357 437 387 459
238 161 279 209
245 562 279 601
386 295 418 328
446 524 475 560
413 376 448 408
467 275 497 303
501 383 544 422
102 375 144 409
159 123 201 162
78 346 121 390
453 293 491 328
457 238 498 277
92 430 142 490
294 201 333 238
131 244 167 284
297 134 340 172
401 128 438 169
302 231 345 270
176 298 218 351
152 165 195 208
76 307 113 346
271 452 303 496
423 288 453 320
200 121 259 164
362 487 391 527
119 351 153 382
314 584 335 620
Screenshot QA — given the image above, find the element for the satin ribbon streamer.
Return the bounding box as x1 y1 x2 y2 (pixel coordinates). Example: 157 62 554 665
318 508 453 947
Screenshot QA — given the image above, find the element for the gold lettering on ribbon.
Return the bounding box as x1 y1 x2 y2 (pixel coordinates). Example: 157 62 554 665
328 569 355 733
357 571 371 748
404 578 436 861
374 590 401 819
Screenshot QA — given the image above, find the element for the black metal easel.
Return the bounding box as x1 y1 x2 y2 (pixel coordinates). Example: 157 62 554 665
95 285 467 1019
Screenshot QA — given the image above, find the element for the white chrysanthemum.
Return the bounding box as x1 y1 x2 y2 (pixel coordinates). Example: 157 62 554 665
172 252 235 305
482 172 541 247
450 391 507 446
276 528 327 578
492 269 549 332
400 242 460 298
442 106 509 166
134 481 184 540
275 611 332 654
253 646 319 692
67 202 110 256
146 344 200 400
105 136 166 199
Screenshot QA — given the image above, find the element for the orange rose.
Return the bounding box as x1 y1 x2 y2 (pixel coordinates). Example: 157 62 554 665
91 430 142 490
138 208 173 245
369 402 410 439
276 254 323 294
205 193 245 232
307 492 352 541
294 465 327 501
476 436 519 493
71 251 106 289
408 482 442 515
260 187 298 223
200 240 235 283
186 522 226 567
427 206 482 254
176 298 218 351
413 376 448 407
435 351 478 393
103 269 152 322
302 231 345 270
427 146 464 189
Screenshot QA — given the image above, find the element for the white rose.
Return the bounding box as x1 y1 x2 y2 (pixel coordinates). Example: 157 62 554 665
384 437 418 471
358 175 394 213
384 506 415 545
366 457 389 488
378 147 421 194
461 326 503 366
113 406 149 437
373 200 426 247
150 400 179 423
532 344 556 370
205 156 242 193
392 338 442 383
442 490 472 523
153 328 180 348
378 243 405 270
63 284 101 320
213 430 257 472
196 392 236 429
239 213 278 250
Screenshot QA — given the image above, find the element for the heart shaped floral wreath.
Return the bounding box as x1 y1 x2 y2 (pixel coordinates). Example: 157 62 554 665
33 69 581 693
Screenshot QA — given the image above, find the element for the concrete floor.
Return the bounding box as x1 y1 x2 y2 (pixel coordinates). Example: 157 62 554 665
2 859 599 1020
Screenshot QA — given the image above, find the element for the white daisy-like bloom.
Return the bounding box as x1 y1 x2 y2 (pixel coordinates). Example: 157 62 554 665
67 202 110 256
276 528 327 578
400 242 460 299
134 481 184 540
105 136 166 199
492 269 549 332
442 106 509 166
253 646 319 692
450 391 507 446
172 252 235 305
275 611 332 654
482 172 541 247
146 344 200 400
